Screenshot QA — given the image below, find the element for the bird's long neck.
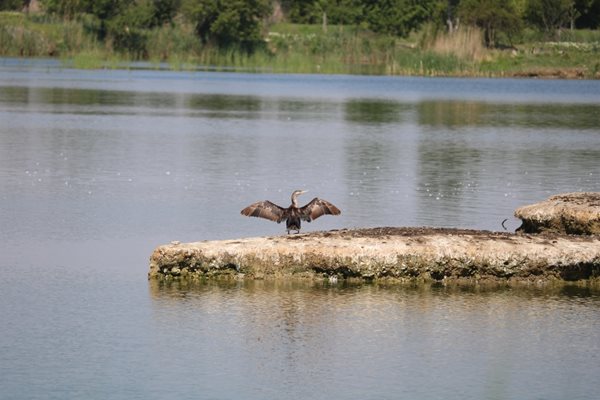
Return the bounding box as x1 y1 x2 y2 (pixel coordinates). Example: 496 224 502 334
291 192 300 208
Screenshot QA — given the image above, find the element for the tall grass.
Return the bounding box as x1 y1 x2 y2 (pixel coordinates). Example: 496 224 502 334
145 24 201 61
0 11 100 57
558 29 600 43
68 50 124 69
428 26 486 61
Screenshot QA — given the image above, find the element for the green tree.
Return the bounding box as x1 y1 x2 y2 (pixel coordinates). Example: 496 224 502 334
151 0 181 26
576 0 600 28
282 0 320 23
41 0 180 52
458 0 522 46
0 0 24 11
40 0 84 18
105 1 153 54
104 1 180 53
182 0 271 49
321 0 365 25
525 0 573 33
442 0 461 31
362 0 439 37
40 0 130 21
511 0 529 16
283 0 439 36
282 0 364 25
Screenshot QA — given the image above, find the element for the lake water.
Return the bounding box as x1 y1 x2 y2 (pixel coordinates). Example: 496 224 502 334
1 57 599 399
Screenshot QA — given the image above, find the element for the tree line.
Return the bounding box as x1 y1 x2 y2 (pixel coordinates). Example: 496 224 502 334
1 0 599 51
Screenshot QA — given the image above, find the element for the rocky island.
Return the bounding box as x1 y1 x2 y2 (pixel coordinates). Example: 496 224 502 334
515 192 600 235
149 193 600 284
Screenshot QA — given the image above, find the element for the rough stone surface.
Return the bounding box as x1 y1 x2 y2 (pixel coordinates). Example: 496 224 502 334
515 192 600 235
149 227 600 284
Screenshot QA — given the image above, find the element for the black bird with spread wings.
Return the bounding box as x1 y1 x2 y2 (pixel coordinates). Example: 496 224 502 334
241 190 341 234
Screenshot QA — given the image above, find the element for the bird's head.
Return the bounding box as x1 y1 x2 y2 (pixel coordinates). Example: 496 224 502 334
291 189 307 206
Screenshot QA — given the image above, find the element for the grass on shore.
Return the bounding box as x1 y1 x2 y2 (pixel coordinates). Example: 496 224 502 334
1 11 599 78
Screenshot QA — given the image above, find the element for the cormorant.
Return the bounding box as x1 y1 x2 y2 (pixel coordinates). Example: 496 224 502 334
241 190 341 234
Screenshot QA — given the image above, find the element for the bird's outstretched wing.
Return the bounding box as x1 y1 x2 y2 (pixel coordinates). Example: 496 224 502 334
299 198 341 222
241 201 286 223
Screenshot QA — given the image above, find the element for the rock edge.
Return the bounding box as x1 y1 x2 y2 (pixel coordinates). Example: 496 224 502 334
515 192 600 235
149 227 600 284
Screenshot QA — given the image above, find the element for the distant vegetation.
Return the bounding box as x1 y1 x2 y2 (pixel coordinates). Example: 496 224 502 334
0 0 599 77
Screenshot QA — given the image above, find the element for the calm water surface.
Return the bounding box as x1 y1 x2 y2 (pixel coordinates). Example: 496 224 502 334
1 58 599 399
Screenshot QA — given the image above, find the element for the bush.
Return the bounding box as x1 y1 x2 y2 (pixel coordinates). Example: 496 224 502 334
458 0 522 47
182 0 271 50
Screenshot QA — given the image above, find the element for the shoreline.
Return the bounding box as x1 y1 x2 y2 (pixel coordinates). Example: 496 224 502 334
1 56 597 80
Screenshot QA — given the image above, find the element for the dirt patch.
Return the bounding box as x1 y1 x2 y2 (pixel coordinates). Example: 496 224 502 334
511 67 588 79
284 226 595 242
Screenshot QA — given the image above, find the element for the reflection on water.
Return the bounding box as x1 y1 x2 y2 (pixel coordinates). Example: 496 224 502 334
345 99 408 124
1 64 600 399
146 280 600 400
417 100 600 129
4 85 599 128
